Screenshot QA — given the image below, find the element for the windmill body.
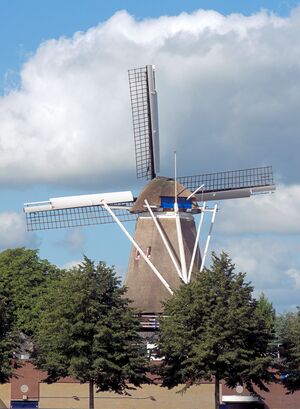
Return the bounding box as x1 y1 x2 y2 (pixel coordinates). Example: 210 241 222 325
24 65 275 329
125 177 201 314
126 212 199 313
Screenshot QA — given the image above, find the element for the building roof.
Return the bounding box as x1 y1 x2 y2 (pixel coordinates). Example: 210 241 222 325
131 176 194 213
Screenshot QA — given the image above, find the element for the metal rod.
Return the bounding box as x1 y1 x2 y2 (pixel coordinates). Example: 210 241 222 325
145 199 183 280
200 204 218 272
101 200 173 295
174 205 188 283
186 184 205 201
173 150 188 283
187 201 206 282
174 151 177 205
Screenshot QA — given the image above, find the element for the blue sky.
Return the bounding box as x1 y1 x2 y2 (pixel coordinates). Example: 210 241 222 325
0 0 300 311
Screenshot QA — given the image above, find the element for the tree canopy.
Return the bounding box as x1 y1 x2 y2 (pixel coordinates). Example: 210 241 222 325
278 308 300 392
0 294 20 383
33 257 148 409
158 252 277 409
0 247 61 382
0 248 61 336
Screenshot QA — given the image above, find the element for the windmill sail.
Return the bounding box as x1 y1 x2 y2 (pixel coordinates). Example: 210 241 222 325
128 65 160 180
24 191 137 231
24 204 137 231
178 166 275 201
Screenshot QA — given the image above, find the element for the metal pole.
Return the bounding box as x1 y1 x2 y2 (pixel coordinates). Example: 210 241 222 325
174 204 188 283
200 204 218 272
145 199 183 280
173 151 188 283
174 151 177 203
187 202 206 282
186 184 205 201
101 200 173 295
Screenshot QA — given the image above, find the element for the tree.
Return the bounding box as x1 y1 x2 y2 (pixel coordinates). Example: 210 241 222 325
33 257 148 409
278 308 300 392
0 247 62 381
0 248 62 336
0 293 20 383
255 293 276 332
158 252 277 409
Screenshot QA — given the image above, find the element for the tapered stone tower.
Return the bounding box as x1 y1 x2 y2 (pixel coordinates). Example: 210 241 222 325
125 177 201 315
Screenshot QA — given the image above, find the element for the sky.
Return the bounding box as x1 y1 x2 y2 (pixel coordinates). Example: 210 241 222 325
0 0 300 312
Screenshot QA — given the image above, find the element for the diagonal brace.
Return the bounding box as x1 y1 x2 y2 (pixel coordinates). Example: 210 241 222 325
101 200 173 295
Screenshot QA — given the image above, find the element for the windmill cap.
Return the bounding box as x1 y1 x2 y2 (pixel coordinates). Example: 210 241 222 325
130 176 195 213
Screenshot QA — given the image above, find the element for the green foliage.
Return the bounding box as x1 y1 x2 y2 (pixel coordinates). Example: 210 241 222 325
33 256 148 394
0 292 20 383
255 293 276 335
0 248 61 336
278 308 300 392
159 252 277 397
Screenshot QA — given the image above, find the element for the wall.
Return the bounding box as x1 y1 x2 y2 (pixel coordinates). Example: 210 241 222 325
10 363 45 401
222 383 300 409
0 384 10 408
39 383 215 409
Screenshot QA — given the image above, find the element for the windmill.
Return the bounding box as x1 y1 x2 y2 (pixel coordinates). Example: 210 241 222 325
24 65 275 329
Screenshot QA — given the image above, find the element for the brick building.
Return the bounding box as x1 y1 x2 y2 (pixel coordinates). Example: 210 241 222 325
1 360 300 409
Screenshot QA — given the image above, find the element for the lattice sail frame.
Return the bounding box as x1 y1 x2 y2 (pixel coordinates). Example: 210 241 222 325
128 65 160 180
178 166 274 193
25 202 137 231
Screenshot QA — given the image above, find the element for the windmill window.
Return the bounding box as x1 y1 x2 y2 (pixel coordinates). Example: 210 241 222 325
135 249 140 260
146 246 152 258
161 196 192 210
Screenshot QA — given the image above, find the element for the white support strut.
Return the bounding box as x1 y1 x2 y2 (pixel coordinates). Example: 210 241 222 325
101 200 174 295
200 204 218 272
144 199 183 281
174 203 188 283
186 184 205 201
173 151 188 283
187 201 206 283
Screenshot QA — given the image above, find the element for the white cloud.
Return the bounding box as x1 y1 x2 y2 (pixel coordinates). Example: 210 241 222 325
285 268 300 289
0 8 299 188
61 259 126 278
55 229 86 254
216 184 300 234
212 235 300 311
0 211 39 249
62 259 82 270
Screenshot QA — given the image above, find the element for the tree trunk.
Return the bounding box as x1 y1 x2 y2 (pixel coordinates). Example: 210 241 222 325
215 375 220 409
89 379 94 409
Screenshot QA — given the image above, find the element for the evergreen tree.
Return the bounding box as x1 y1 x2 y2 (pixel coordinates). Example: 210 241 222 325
0 248 61 336
158 252 277 409
0 247 62 381
278 308 300 392
255 293 276 335
0 293 20 383
33 257 148 409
